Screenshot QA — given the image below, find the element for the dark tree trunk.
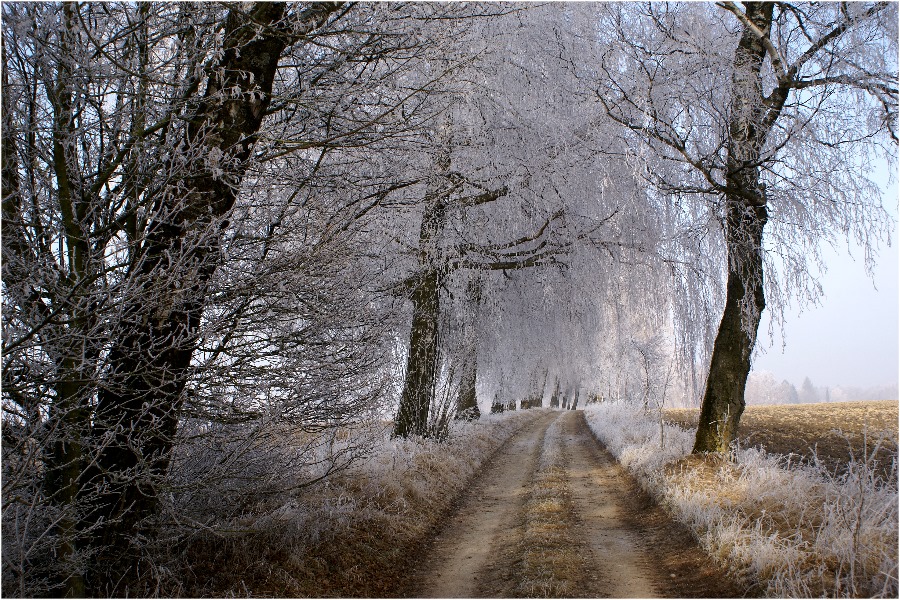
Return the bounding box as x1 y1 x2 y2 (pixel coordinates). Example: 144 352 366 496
44 366 90 598
456 278 481 420
4 29 93 594
522 371 546 409
693 197 767 452
694 2 776 453
549 378 560 408
456 354 480 420
394 134 452 437
538 370 548 409
79 4 341 589
394 266 442 437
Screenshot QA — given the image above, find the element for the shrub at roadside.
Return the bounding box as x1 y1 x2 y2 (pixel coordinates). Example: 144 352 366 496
153 409 548 597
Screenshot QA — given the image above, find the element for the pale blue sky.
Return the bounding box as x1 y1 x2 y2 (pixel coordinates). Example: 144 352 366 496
753 165 899 389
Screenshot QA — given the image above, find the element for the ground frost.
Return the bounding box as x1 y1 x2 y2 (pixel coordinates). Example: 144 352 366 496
584 402 898 598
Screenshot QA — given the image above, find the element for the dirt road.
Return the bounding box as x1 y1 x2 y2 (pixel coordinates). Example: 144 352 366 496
404 410 744 598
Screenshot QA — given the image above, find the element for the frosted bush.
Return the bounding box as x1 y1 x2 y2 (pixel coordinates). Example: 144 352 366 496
236 409 545 546
144 408 548 596
584 402 899 597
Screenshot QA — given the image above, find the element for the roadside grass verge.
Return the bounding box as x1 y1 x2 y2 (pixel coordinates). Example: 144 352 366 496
584 402 898 598
158 409 550 597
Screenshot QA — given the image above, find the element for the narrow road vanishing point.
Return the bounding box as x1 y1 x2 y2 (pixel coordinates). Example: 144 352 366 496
403 410 744 598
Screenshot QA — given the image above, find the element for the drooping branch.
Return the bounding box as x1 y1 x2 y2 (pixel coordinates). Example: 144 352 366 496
448 210 567 272
786 2 889 78
455 184 510 207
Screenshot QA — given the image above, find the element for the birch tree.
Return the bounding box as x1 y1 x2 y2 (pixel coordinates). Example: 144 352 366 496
598 1 897 452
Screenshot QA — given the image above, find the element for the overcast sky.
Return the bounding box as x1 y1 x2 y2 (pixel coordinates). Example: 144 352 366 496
752 164 899 390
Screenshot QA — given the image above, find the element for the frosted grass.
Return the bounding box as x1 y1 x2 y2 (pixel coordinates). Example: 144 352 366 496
135 409 550 596
584 402 898 597
232 409 547 553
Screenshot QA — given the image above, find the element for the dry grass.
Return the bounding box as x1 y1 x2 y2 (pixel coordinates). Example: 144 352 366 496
513 420 588 597
586 402 899 598
664 401 898 478
160 410 550 597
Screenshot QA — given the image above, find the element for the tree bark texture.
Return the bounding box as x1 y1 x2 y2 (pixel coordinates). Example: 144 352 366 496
694 2 773 453
394 266 442 437
455 354 480 420
393 186 447 437
78 3 341 589
393 123 455 438
455 278 482 420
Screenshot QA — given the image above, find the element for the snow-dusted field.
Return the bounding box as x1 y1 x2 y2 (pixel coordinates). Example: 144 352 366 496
584 402 899 597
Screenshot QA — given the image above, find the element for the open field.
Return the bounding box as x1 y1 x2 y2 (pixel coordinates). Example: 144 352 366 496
664 400 898 479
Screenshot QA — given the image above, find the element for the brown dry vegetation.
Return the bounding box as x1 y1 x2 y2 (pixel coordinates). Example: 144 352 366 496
479 463 591 598
509 462 588 596
589 402 898 597
164 411 549 597
664 400 898 478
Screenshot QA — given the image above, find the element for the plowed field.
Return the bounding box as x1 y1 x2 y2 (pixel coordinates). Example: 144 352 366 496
663 400 898 479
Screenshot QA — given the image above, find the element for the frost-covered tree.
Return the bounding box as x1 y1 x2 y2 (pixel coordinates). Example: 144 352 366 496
390 4 625 437
800 376 820 404
779 379 801 404
5 4 342 590
597 1 897 452
1 2 477 594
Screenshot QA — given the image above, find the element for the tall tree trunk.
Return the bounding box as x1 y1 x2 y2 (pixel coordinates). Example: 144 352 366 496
394 162 449 436
693 197 766 451
394 128 452 437
79 4 341 589
456 358 480 419
4 22 93 594
394 265 442 436
538 370 548 409
44 363 90 598
455 277 482 420
550 377 560 408
693 2 774 453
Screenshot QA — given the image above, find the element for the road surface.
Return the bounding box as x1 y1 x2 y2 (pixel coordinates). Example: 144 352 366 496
403 410 744 598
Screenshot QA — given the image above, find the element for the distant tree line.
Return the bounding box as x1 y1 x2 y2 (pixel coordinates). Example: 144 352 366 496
745 372 899 405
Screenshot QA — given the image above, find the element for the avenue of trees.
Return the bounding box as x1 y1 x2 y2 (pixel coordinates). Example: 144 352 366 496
2 2 895 596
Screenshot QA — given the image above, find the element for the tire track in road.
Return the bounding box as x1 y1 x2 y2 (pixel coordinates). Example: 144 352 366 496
408 409 739 598
560 410 659 598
